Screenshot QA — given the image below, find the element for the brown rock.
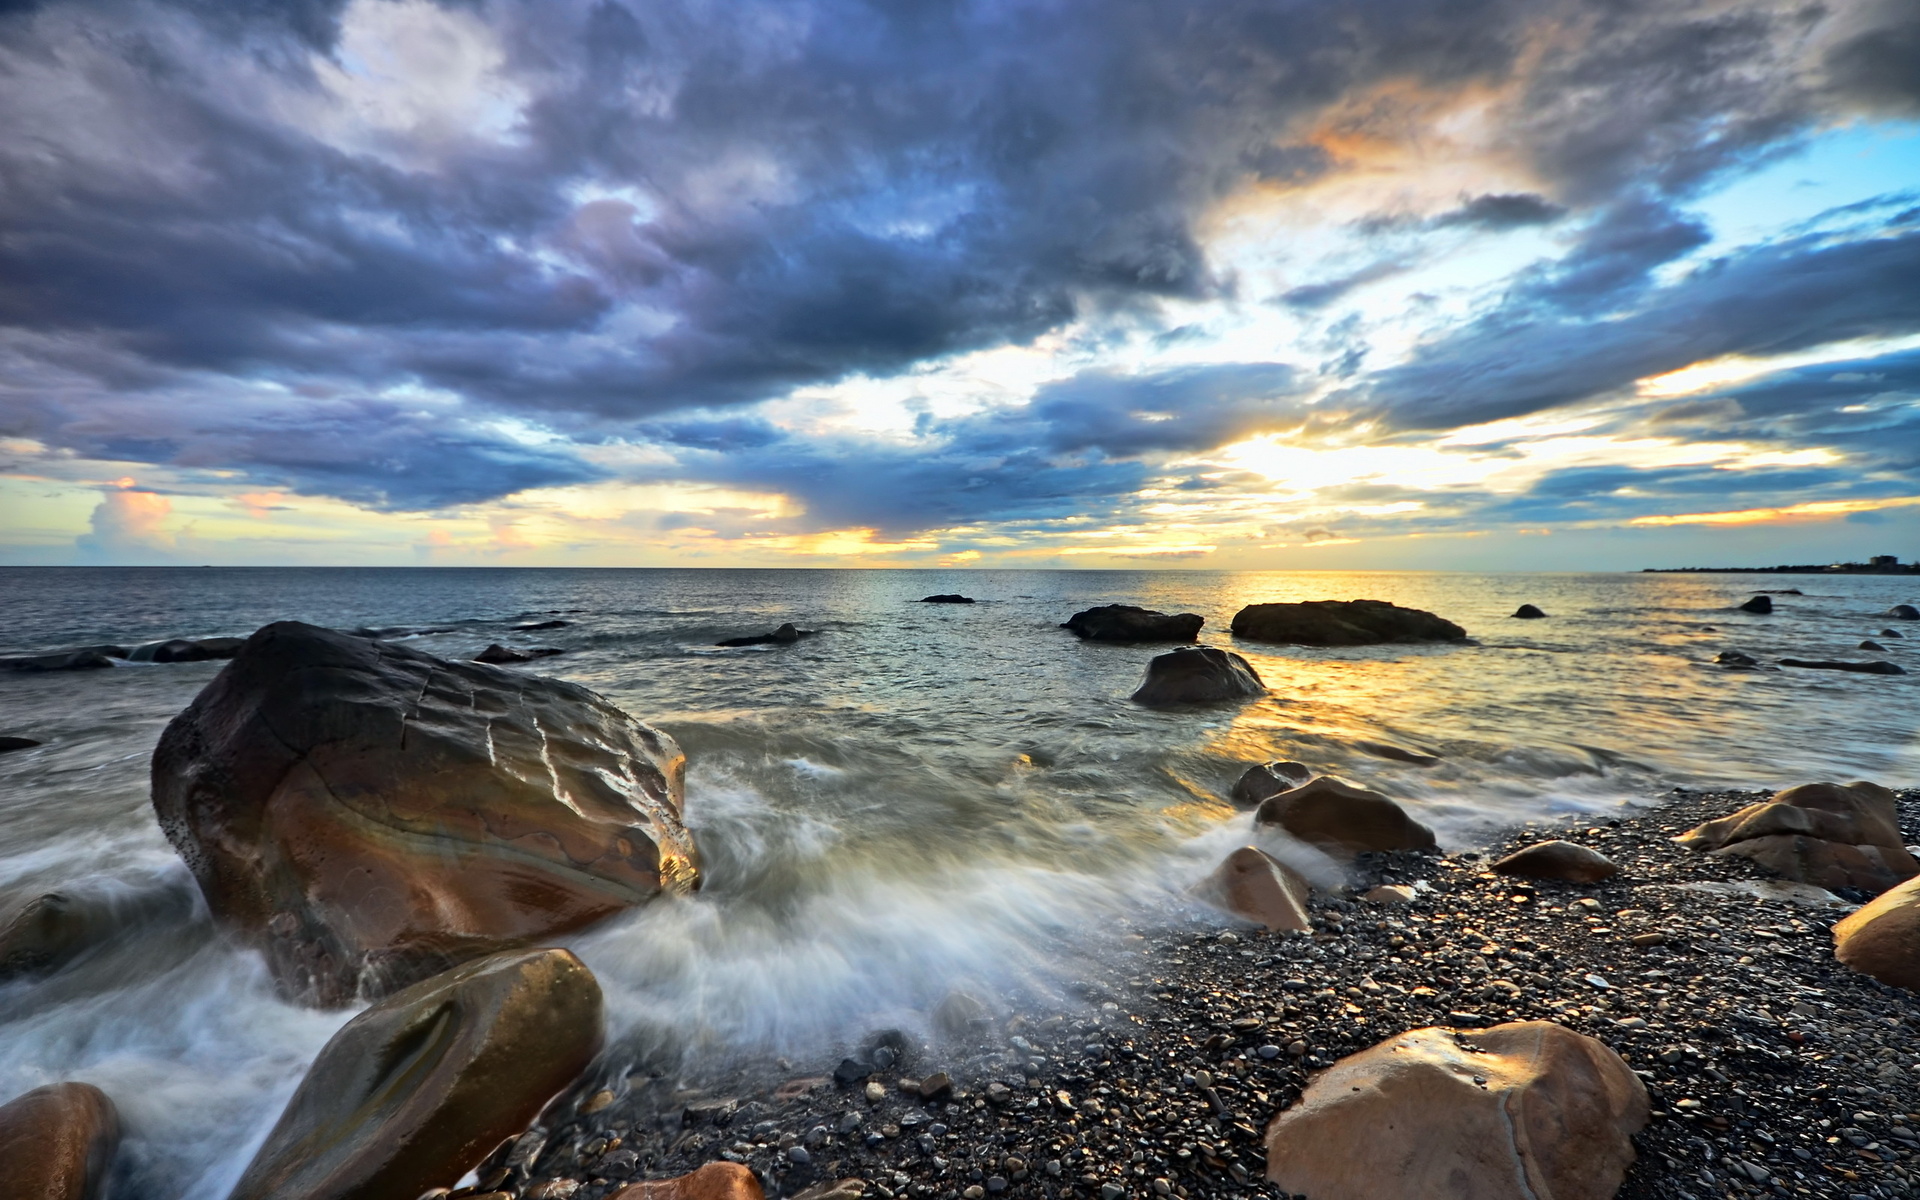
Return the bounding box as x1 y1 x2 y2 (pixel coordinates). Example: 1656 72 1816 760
1230 599 1466 646
1833 874 1920 990
1254 776 1437 859
1716 835 1919 894
1191 846 1312 931
1674 781 1917 894
1129 646 1264 706
1492 840 1620 884
0 1082 120 1200
151 621 698 1005
611 1163 766 1200
227 948 604 1200
1228 761 1314 807
1264 1021 1647 1200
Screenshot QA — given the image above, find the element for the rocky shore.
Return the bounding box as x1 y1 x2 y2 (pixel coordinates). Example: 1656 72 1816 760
498 788 1920 1200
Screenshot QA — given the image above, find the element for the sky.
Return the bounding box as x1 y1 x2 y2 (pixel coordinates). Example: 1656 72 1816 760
2 0 1919 569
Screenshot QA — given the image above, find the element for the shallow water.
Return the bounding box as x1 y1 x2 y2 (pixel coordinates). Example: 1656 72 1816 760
2 566 1916 1195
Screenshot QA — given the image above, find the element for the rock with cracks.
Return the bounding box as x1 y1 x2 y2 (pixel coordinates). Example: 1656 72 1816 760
1130 646 1264 705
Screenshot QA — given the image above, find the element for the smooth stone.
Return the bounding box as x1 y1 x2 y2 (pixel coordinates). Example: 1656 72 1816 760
1255 776 1437 859
1833 875 1920 991
919 595 975 604
0 1082 120 1200
0 735 41 753
1887 605 1920 620
1363 884 1417 905
0 893 113 979
934 990 990 1039
1676 781 1906 852
226 948 604 1200
716 622 812 647
610 1163 766 1199
1715 835 1918 894
1354 740 1442 767
1861 640 1888 651
1738 595 1773 614
1060 604 1203 643
1229 761 1314 807
1778 658 1904 674
1492 841 1620 884
1191 846 1312 932
1230 599 1466 646
1511 604 1547 619
1881 628 1905 637
1264 1021 1647 1200
152 621 697 1005
1130 646 1264 705
1715 650 1759 667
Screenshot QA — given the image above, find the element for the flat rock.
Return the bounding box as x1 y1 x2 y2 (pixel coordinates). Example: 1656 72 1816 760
1833 874 1920 991
473 644 565 664
1511 604 1547 619
1738 595 1773 614
1061 604 1202 643
611 1163 765 1199
1264 1021 1647 1200
1363 884 1417 905
227 948 604 1200
1130 646 1263 705
127 636 244 663
919 595 974 604
151 621 698 1005
1354 740 1441 766
0 1082 120 1200
1492 840 1620 883
1714 835 1918 894
1675 781 1905 851
1229 761 1314 807
1254 776 1436 859
1191 846 1312 932
717 623 812 648
1778 657 1904 674
1657 879 1854 908
1230 599 1465 646
0 647 121 672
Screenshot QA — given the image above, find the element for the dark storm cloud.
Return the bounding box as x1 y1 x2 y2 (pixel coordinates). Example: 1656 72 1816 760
1278 261 1416 310
1430 193 1568 231
1823 0 1920 115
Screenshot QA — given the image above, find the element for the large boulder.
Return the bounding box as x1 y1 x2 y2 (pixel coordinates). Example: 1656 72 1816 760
1061 604 1203 642
1265 1021 1647 1200
1254 776 1437 858
612 1163 766 1199
1191 846 1312 932
1738 595 1773 614
228 948 603 1200
151 621 698 1005
1229 761 1314 807
1 893 113 979
1888 604 1920 620
1130 646 1264 705
1675 781 1917 894
1231 599 1465 646
1833 875 1920 991
1492 840 1619 884
0 1082 121 1200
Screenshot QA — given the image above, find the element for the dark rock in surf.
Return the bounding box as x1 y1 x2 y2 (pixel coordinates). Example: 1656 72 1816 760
1880 628 1905 638
1737 595 1772 614
0 1082 120 1200
1715 650 1759 667
1355 740 1442 767
0 736 40 753
1492 840 1620 883
127 637 244 663
1230 761 1315 807
0 893 108 979
919 594 975 604
716 623 813 648
226 949 603 1200
473 644 565 664
151 621 697 1006
1861 640 1888 651
0 647 122 672
1230 599 1465 646
1061 604 1203 643
1511 604 1547 619
1130 646 1264 705
1778 658 1904 675
1761 588 1803 595
515 619 571 631
1888 604 1920 620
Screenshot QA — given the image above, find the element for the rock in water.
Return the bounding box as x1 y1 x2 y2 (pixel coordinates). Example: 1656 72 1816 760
0 648 120 672
1738 595 1772 614
1861 640 1888 651
473 644 565 664
0 1082 120 1200
1230 599 1465 646
0 736 41 753
1061 604 1203 642
1881 627 1905 638
1254 776 1436 859
1888 604 1920 620
1675 781 1918 894
227 949 603 1200
1511 603 1547 619
127 637 245 663
1715 650 1758 667
1354 740 1442 767
1130 646 1263 705
1228 761 1314 807
1264 1021 1647 1200
1833 874 1920 991
919 594 975 604
716 623 810 647
0 893 109 979
1492 840 1620 883
610 1163 765 1199
151 621 698 1005
1778 657 1904 674
1191 846 1312 932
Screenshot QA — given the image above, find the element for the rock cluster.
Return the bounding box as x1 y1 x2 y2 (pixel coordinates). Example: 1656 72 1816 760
1229 599 1465 646
1675 781 1918 894
1061 605 1203 643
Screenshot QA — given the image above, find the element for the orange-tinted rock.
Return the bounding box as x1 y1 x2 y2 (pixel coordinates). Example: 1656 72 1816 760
0 1082 120 1200
611 1163 766 1200
1363 884 1416 905
1265 1021 1647 1200
1674 781 1916 894
1718 836 1919 894
1493 840 1620 884
1231 599 1466 646
1254 776 1436 859
1229 761 1313 807
1192 846 1312 931
152 621 698 1005
1833 875 1920 991
227 948 604 1200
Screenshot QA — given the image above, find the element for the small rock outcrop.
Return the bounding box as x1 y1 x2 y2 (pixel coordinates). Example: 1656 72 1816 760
151 621 698 1005
1675 781 1918 894
1191 846 1312 932
919 595 975 604
1229 761 1314 807
0 647 122 672
0 735 40 753
1354 740 1441 767
1511 604 1547 619
1061 604 1203 643
1861 640 1888 651
1888 604 1920 620
1715 650 1759 667
127 637 245 663
227 949 604 1200
1230 599 1466 646
1254 776 1437 859
1778 657 1905 674
473 644 565 664
611 1163 766 1199
1264 1021 1647 1200
1130 646 1264 705
515 619 571 631
1881 628 1906 638
1832 874 1920 991
1738 595 1773 614
1492 840 1620 884
0 1082 121 1200
716 623 812 648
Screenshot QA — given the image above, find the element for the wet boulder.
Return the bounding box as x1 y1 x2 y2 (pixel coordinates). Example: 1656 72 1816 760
1 893 113 979
1493 840 1620 884
1061 604 1203 643
1229 760 1314 807
0 735 40 753
610 1163 765 1199
1715 650 1759 667
1861 640 1888 651
473 644 565 664
1881 628 1906 638
1675 781 1918 894
227 948 603 1200
1888 604 1920 620
1833 874 1920 991
1130 646 1263 705
1778 657 1904 674
0 1082 120 1200
0 647 122 672
152 620 698 1005
1230 599 1465 646
919 594 975 604
716 623 812 648
1511 604 1547 619
515 619 571 631
127 637 245 663
1191 846 1311 932
1264 1021 1647 1200
1738 595 1772 614
1254 776 1437 859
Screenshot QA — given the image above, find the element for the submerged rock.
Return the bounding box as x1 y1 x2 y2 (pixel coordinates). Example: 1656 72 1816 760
1881 628 1906 638
1888 604 1920 620
1778 657 1904 674
1254 776 1436 859
152 620 697 1005
1511 603 1547 619
1191 846 1311 932
127 636 244 663
1061 604 1203 643
0 893 110 979
473 644 565 664
1228 760 1314 807
1230 599 1465 646
0 735 41 753
1738 595 1773 614
0 1082 120 1200
1492 840 1620 883
1715 650 1759 667
1130 646 1263 705
1833 874 1920 991
227 948 604 1200
1676 781 1918 894
919 594 975 604
610 1163 765 1199
1264 1021 1647 1200
716 623 813 648
1861 640 1888 651
515 619 571 631
0 647 122 672
1354 740 1441 766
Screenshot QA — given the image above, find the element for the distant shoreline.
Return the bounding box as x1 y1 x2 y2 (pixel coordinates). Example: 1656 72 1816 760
1642 565 1920 575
